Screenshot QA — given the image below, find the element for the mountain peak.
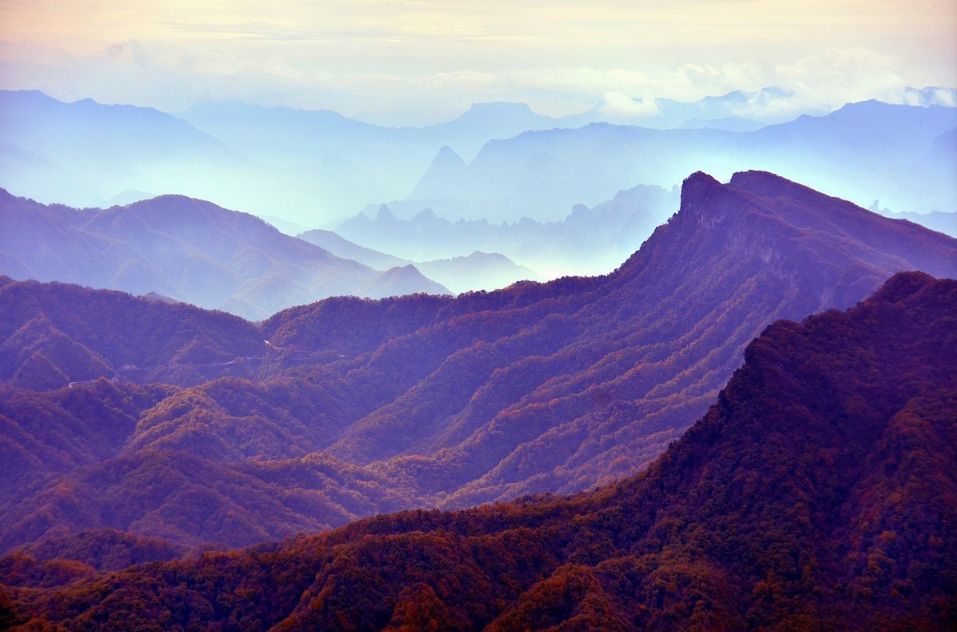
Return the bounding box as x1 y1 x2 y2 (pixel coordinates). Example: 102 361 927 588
678 171 725 215
727 169 806 193
413 207 438 222
869 270 937 303
431 145 465 169
409 146 469 199
375 204 396 222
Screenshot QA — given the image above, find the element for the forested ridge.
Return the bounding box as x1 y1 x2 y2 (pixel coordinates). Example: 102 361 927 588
1 171 955 562
3 272 954 630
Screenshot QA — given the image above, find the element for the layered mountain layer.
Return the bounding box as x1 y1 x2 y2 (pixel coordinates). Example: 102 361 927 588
336 183 679 276
0 190 448 320
297 229 542 293
404 100 957 220
4 272 954 630
0 171 954 555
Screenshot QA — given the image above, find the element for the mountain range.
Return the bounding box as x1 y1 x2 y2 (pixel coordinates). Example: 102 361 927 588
0 189 448 320
403 100 957 221
298 229 542 293
3 270 954 629
0 90 240 209
3 90 955 229
1 171 954 561
335 182 679 276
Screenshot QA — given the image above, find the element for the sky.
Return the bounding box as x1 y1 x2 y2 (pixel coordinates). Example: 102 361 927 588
1 0 955 125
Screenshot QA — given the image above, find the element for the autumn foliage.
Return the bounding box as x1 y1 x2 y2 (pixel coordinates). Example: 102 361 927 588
1 172 955 562
3 272 955 630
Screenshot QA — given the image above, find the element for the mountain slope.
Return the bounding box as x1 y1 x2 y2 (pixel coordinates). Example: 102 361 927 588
297 229 409 270
336 183 679 275
6 272 955 630
0 171 954 556
0 277 265 389
0 90 239 207
415 252 542 293
297 228 542 293
295 170 957 507
0 189 449 320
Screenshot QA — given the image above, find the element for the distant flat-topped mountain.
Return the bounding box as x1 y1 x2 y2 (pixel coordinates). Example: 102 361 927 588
298 228 542 293
0 91 582 222
405 100 957 220
6 88 955 226
6 272 955 630
0 189 448 320
0 171 953 559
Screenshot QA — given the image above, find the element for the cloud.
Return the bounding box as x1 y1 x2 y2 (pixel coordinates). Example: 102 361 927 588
0 35 952 126
104 40 151 67
597 92 660 119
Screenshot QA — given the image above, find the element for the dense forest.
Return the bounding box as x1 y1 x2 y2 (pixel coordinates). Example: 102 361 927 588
1 172 956 559
3 272 954 630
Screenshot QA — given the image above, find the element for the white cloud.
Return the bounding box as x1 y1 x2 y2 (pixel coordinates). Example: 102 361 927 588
0 36 952 125
597 92 660 119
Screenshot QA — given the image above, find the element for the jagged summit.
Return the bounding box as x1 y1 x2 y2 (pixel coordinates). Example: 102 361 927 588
409 146 470 199
375 204 397 222
2 172 955 577
679 170 724 203
432 145 465 167
412 207 439 222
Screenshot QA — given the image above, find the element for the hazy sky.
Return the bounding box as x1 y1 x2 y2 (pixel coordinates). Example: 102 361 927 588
1 0 955 124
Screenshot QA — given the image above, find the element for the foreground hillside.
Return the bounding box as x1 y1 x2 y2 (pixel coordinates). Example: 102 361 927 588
1 171 955 555
4 272 954 630
0 189 447 320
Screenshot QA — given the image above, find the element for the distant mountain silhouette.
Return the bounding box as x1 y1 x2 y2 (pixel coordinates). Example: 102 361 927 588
0 90 239 207
0 189 448 320
298 229 410 270
416 252 542 293
337 183 679 276
175 99 576 219
0 171 953 558
5 272 955 630
404 100 957 220
6 89 954 226
408 145 469 200
299 228 541 292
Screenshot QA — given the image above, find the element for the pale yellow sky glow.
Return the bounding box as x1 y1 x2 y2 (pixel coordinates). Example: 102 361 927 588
1 0 955 123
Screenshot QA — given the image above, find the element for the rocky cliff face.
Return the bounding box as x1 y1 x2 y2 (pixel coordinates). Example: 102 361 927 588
1 171 955 557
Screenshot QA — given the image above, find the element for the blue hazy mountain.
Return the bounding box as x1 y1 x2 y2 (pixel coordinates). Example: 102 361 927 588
298 228 541 293
0 90 241 207
336 183 679 276
177 100 572 212
405 100 957 221
0 189 448 320
3 89 954 229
